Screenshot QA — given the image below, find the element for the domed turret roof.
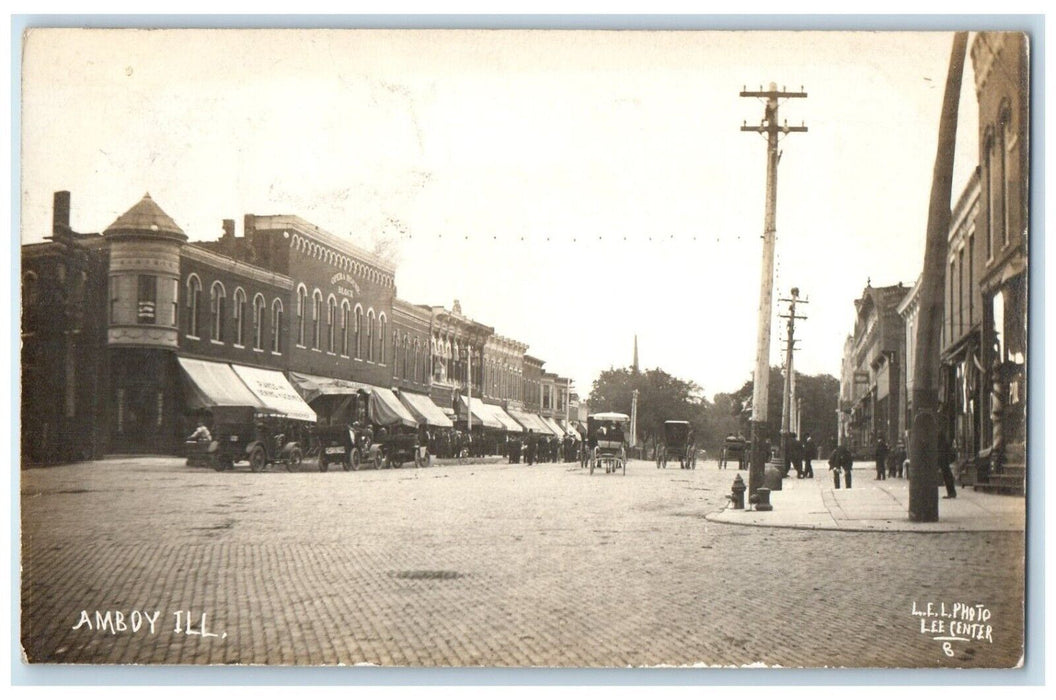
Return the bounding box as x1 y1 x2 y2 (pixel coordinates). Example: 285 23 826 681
104 193 186 240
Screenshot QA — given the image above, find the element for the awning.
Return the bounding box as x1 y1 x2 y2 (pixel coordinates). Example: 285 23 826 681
557 419 580 440
398 391 453 428
506 408 536 432
511 410 552 436
485 404 523 433
541 416 567 438
178 357 263 409
370 387 418 428
288 371 371 404
229 364 318 422
457 395 502 429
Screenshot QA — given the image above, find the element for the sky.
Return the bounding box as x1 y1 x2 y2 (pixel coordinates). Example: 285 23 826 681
20 28 982 401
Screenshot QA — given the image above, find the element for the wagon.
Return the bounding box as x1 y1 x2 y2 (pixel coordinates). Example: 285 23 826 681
657 420 695 469
719 435 749 470
587 412 630 475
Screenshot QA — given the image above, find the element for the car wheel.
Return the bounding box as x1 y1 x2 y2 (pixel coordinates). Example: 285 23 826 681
248 446 266 473
286 447 303 472
350 451 360 471
373 453 384 470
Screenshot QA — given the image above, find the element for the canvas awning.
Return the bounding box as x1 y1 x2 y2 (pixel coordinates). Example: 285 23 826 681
457 395 502 429
398 391 453 428
541 416 567 438
557 419 580 440
229 364 317 422
486 404 523 433
370 387 418 428
178 357 263 409
506 408 536 432
288 371 371 404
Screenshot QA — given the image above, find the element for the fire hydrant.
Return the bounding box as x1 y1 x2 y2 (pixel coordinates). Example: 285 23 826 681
729 474 747 509
749 487 774 512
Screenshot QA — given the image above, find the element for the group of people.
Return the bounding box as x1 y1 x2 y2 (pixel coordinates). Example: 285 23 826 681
827 432 958 498
508 429 581 466
781 432 818 479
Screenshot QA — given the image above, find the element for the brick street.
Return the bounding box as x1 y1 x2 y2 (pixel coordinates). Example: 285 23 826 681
21 457 1024 668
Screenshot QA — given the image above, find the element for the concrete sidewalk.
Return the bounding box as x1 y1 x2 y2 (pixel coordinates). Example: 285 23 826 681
705 467 1025 532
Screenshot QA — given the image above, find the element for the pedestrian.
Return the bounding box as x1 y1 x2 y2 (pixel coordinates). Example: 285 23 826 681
938 429 958 499
789 432 803 478
525 429 536 466
829 443 853 489
875 437 889 480
892 440 907 478
802 433 817 478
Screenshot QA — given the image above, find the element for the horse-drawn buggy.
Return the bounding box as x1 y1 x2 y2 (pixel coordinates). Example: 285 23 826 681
719 434 749 470
657 420 696 469
587 412 629 475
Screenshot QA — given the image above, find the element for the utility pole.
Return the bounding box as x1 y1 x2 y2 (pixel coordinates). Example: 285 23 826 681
778 288 808 473
740 83 807 498
909 32 967 522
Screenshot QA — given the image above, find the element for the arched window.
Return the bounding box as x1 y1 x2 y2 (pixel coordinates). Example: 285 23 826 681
367 310 376 362
999 102 1013 248
186 275 202 337
354 306 363 359
413 340 421 383
379 314 387 364
209 281 225 342
271 299 284 354
327 295 337 353
296 285 307 347
340 300 350 356
233 288 247 346
312 290 323 350
253 294 265 350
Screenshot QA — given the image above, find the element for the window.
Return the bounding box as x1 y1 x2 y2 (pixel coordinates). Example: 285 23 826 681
326 296 337 352
393 332 400 375
253 294 265 350
168 279 178 327
186 275 202 337
137 275 157 324
23 272 39 307
108 275 119 324
296 285 307 347
367 310 375 361
354 307 363 359
968 234 975 326
312 290 323 350
271 299 284 354
341 301 350 356
233 288 247 345
379 315 387 364
985 132 995 260
1000 105 1013 248
210 282 226 342
958 248 964 336
948 259 955 341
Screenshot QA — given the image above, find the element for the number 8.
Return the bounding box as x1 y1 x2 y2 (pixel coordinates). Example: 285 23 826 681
942 642 954 657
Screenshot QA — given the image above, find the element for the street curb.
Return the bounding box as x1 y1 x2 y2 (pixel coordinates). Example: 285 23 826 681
703 506 1025 534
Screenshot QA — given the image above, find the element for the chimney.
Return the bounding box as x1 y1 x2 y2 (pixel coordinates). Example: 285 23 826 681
243 214 256 238
53 191 71 235
222 219 235 239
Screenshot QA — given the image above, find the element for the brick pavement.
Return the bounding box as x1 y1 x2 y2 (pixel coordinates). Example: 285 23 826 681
20 457 1025 667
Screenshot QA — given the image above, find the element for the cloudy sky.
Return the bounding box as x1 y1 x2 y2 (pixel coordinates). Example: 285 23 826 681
20 28 982 400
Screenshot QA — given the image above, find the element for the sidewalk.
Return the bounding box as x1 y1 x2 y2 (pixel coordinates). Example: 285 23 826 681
705 468 1025 532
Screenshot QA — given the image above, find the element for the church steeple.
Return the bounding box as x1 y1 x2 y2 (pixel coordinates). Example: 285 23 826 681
632 334 639 373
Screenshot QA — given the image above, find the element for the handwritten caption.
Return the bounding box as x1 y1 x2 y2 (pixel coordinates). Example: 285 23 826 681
72 610 226 639
911 601 993 657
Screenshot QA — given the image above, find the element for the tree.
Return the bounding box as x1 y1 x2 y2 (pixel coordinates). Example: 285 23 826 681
588 367 703 447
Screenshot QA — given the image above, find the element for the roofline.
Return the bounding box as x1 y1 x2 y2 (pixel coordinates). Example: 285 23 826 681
248 214 395 275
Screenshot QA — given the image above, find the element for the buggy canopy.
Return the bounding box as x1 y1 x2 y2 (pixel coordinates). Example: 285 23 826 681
288 372 371 404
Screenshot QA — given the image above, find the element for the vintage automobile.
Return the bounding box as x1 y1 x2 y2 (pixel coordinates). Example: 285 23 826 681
587 412 630 475
209 406 306 473
370 425 418 469
313 424 362 472
658 420 695 469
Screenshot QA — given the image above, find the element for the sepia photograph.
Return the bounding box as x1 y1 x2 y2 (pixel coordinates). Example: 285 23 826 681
16 23 1032 672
